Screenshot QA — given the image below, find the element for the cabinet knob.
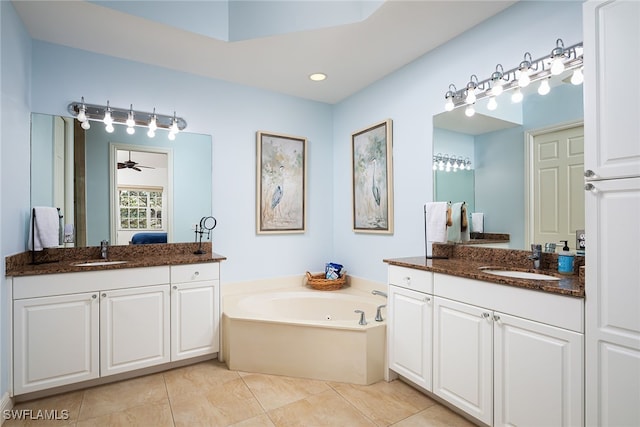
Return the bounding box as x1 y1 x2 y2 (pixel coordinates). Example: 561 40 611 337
194 271 200 276
173 285 177 290
585 183 596 192
423 296 431 302
92 294 97 299
493 314 501 322
584 169 596 178
402 276 411 285
101 293 106 298
481 312 490 319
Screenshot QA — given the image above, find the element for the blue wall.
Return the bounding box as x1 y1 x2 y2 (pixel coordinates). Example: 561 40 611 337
0 0 584 400
1 0 33 403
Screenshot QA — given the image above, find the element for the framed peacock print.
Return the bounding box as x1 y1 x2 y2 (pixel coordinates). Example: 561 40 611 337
256 131 307 234
351 119 394 234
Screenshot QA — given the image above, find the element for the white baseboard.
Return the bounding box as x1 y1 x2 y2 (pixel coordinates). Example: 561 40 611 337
0 392 14 426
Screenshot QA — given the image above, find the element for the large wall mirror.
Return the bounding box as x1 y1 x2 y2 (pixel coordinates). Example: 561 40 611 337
433 70 584 250
30 113 212 247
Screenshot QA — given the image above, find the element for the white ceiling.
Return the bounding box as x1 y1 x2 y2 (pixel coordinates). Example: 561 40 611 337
13 0 517 104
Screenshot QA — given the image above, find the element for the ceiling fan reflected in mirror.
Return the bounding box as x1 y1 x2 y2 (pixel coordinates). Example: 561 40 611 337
117 151 154 172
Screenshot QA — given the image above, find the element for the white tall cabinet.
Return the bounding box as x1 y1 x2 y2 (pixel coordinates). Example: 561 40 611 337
584 1 640 426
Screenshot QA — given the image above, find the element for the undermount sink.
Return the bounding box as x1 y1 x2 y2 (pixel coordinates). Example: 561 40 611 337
479 267 560 281
71 260 129 267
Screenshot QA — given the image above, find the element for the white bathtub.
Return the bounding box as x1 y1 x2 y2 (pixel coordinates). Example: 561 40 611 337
222 287 386 385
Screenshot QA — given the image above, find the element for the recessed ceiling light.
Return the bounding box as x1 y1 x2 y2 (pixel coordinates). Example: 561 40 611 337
309 73 327 82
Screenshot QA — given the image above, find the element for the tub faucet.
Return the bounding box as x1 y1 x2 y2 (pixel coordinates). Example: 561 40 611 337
354 310 367 325
372 290 387 298
528 244 542 269
100 240 109 260
375 304 386 322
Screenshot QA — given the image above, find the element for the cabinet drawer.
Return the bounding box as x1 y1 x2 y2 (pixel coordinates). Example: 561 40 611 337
171 263 219 283
388 266 433 293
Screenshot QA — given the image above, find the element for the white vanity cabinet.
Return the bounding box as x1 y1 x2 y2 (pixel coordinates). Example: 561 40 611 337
387 266 433 391
433 297 493 424
11 262 221 395
170 263 220 361
433 273 584 427
13 292 99 395
100 284 170 377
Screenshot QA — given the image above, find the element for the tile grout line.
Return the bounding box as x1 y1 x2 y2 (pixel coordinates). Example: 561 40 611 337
326 382 380 427
161 372 177 427
238 373 276 426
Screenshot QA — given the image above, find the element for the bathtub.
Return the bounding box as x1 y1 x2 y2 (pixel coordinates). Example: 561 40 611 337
222 287 386 385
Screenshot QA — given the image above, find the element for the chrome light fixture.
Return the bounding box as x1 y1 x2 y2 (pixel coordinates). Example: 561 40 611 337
441 39 583 116
433 153 472 172
68 100 187 140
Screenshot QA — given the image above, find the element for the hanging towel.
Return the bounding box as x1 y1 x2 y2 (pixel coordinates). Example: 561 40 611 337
425 202 448 244
447 202 467 243
471 213 484 233
28 207 61 251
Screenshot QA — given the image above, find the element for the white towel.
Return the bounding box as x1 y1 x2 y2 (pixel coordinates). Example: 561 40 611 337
425 202 448 243
28 207 61 251
471 213 484 233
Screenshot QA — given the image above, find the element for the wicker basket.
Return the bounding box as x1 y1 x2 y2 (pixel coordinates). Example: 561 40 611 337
305 271 346 291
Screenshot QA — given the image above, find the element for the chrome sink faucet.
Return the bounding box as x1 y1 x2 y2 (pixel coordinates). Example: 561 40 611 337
100 240 109 260
528 244 542 269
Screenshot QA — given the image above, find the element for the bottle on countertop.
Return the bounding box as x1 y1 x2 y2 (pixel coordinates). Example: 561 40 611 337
558 240 575 274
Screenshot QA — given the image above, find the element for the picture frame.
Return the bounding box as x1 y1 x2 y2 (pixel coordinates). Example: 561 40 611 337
351 119 393 234
256 131 307 234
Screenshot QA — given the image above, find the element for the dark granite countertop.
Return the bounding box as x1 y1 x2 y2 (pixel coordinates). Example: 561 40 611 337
6 242 226 277
384 244 584 298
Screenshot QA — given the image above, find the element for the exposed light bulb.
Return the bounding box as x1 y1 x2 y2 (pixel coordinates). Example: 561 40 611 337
571 68 584 85
432 163 437 171
126 105 135 128
511 87 524 103
77 107 87 122
465 104 475 117
103 101 113 125
105 123 114 133
518 69 531 87
147 129 156 138
148 108 158 132
491 82 503 97
487 96 498 111
445 98 454 112
168 132 176 141
538 78 551 95
465 89 476 105
81 120 90 130
551 57 565 75
126 126 135 135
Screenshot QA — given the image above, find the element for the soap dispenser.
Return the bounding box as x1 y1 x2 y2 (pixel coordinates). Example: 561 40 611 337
558 240 574 274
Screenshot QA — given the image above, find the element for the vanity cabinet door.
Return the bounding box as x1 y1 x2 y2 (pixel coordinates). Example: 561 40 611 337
387 285 432 391
433 297 493 426
494 312 583 427
13 292 99 394
171 281 219 361
100 285 170 376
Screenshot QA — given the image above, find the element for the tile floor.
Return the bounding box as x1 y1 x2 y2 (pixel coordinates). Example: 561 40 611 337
4 360 475 427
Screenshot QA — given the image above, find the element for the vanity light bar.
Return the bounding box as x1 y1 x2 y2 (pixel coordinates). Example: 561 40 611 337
432 153 472 172
443 40 583 112
67 100 187 132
